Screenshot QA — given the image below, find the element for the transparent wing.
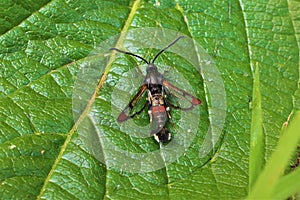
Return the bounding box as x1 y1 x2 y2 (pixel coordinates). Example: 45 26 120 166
162 80 201 110
117 84 147 123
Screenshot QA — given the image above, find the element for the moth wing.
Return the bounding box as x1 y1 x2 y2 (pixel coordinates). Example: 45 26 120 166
162 80 201 110
117 85 147 122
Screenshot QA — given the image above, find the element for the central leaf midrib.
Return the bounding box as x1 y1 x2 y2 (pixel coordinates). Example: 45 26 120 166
37 0 142 199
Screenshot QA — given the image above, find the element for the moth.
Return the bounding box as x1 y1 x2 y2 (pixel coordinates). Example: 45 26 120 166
111 36 201 142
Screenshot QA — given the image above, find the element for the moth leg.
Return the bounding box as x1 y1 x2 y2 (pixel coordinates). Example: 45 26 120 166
147 90 153 122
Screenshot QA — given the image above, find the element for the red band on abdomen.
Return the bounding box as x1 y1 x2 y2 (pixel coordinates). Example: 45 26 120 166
152 106 165 113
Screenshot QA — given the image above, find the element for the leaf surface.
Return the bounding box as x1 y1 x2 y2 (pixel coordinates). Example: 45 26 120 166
0 0 299 199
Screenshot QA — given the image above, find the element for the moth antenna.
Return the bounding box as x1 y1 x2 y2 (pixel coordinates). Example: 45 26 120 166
110 47 149 64
151 36 184 63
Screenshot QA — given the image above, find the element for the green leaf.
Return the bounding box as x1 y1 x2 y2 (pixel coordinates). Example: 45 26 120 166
249 64 264 189
247 111 300 199
0 0 299 200
0 0 51 35
273 164 300 199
